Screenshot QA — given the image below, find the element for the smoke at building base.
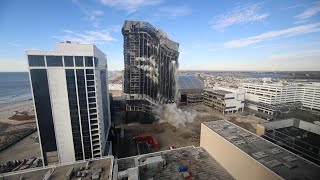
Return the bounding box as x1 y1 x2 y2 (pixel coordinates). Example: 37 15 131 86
152 103 197 128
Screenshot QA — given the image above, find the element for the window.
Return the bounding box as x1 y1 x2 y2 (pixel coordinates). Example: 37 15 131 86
85 56 93 67
87 81 94 86
28 55 45 67
46 56 63 66
88 92 95 97
86 69 94 74
88 98 96 103
89 103 96 108
94 57 98 67
86 75 94 80
75 56 84 67
87 87 95 92
64 56 74 67
90 114 97 119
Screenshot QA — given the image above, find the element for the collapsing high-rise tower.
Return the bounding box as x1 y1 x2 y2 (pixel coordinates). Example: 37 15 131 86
122 20 179 123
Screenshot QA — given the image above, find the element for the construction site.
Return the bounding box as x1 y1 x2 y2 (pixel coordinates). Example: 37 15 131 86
110 95 268 158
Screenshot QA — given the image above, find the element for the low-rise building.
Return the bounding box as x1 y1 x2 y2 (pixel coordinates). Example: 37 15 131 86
177 75 204 105
203 88 244 114
256 118 320 165
239 82 320 115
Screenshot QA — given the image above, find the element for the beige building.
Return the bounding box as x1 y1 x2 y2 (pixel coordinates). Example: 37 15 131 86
203 88 244 114
200 120 320 180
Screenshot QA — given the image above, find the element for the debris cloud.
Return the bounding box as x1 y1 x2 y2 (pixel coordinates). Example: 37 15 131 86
153 103 197 128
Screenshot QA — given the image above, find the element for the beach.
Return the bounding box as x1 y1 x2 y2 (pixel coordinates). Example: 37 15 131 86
0 99 38 163
0 99 35 125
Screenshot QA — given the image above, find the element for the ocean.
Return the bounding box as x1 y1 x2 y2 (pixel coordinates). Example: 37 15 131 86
0 72 32 104
0 72 115 104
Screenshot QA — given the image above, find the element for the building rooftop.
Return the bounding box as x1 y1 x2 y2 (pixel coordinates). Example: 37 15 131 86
261 118 320 165
1 157 113 180
177 75 204 90
203 120 320 180
114 146 234 179
204 89 232 95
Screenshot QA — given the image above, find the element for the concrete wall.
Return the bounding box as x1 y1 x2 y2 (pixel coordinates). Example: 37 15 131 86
200 124 283 180
47 69 76 163
263 119 295 130
298 120 320 135
225 93 244 112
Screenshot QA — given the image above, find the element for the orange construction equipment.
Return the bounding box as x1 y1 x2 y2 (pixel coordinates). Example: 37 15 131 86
133 135 159 149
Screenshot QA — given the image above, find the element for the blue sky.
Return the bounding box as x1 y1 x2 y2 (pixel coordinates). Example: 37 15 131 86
1 0 320 71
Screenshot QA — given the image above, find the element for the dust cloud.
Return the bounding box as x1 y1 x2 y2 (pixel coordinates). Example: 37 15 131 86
153 103 197 128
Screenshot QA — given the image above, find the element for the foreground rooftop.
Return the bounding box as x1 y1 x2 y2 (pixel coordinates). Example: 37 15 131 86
203 120 320 180
1 157 113 180
114 146 234 179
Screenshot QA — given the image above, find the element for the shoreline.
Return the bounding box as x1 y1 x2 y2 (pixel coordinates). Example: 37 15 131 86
0 99 35 125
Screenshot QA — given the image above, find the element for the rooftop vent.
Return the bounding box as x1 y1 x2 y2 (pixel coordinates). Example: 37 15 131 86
234 140 246 146
265 159 282 168
268 148 282 155
282 155 298 162
252 151 268 159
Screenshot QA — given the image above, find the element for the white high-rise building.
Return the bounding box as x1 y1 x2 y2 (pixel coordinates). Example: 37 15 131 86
239 82 320 115
26 42 111 166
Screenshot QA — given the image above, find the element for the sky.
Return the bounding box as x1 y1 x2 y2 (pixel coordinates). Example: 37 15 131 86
0 0 320 72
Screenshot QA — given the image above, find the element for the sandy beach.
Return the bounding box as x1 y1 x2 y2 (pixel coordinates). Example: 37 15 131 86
0 99 35 125
0 99 38 163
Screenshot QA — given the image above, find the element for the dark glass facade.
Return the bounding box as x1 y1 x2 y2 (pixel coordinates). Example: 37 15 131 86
85 57 93 67
100 70 109 139
76 69 92 159
64 56 74 67
65 69 84 160
75 56 84 67
30 69 57 165
28 55 45 67
46 56 63 66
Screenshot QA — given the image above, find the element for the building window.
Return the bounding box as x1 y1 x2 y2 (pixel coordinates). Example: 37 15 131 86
86 69 94 74
89 103 96 108
85 57 93 67
75 56 84 67
28 55 45 67
64 56 74 67
87 87 95 92
87 81 94 86
94 57 98 67
46 56 63 67
86 75 94 80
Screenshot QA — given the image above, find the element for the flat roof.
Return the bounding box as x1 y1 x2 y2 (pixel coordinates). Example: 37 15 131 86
267 127 320 148
116 146 233 179
203 120 320 180
1 157 113 180
204 89 232 95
